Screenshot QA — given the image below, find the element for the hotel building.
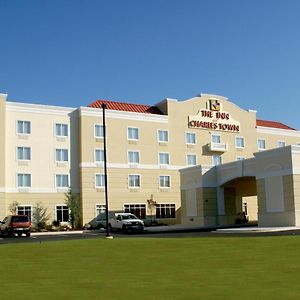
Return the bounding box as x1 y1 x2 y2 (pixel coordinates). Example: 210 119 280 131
1 92 300 227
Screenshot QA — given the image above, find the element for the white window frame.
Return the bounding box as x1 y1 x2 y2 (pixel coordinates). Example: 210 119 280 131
186 154 197 166
17 205 32 221
95 173 106 188
258 139 266 151
94 124 104 139
127 127 139 141
128 174 141 188
55 205 69 223
94 148 105 163
128 151 140 164
17 173 31 188
185 132 196 145
235 136 245 149
212 155 222 166
159 175 171 188
277 141 286 148
55 174 69 189
157 129 169 143
124 203 146 219
158 152 170 165
55 123 68 137
16 120 31 135
155 203 176 219
211 133 221 144
17 146 31 161
55 148 69 162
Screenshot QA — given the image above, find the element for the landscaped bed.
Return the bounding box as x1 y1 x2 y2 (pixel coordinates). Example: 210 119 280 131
1 236 300 299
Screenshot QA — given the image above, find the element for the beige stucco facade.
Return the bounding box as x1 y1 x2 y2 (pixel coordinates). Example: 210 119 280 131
1 92 300 227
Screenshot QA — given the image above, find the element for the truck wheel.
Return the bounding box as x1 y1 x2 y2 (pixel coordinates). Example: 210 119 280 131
26 232 31 237
108 224 113 232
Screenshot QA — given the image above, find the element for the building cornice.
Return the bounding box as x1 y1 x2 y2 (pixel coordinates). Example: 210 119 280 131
256 126 300 137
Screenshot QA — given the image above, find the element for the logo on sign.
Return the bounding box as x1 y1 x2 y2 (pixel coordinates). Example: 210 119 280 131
210 99 220 111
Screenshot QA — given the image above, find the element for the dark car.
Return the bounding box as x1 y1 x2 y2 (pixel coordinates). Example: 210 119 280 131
0 215 31 237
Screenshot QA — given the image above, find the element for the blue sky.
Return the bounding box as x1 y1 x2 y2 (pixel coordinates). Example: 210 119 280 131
1 0 300 128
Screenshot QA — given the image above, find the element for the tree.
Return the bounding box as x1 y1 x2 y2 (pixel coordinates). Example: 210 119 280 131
9 201 19 215
32 201 50 231
65 188 81 229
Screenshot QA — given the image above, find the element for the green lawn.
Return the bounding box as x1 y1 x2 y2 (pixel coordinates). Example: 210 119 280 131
1 236 300 299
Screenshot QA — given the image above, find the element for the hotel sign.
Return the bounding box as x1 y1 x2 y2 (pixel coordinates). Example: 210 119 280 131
188 99 240 132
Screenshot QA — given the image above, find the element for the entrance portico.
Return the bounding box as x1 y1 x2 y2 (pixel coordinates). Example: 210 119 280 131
180 145 300 227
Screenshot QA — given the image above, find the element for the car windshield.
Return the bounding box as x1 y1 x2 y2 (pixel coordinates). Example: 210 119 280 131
122 214 138 220
11 216 29 222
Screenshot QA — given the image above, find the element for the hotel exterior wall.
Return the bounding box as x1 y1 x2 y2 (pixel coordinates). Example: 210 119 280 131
0 94 6 189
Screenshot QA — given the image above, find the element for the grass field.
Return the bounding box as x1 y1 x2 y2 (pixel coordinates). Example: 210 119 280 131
1 236 300 299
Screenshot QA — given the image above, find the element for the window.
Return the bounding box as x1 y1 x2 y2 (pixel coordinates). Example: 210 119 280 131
127 127 139 141
17 146 31 160
156 204 176 219
159 152 170 165
56 123 68 137
186 154 197 166
128 151 140 164
185 132 196 145
158 130 169 143
56 175 69 188
17 206 32 221
56 149 68 162
95 149 104 162
56 205 69 223
124 204 146 219
258 139 266 150
235 137 245 149
211 134 221 144
95 124 104 138
277 141 286 148
17 120 31 134
95 174 106 188
236 156 245 161
212 155 222 166
17 173 31 187
96 204 106 222
128 175 140 188
159 175 170 188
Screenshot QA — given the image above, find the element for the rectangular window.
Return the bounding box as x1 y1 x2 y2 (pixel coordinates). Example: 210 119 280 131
56 149 68 162
211 134 221 144
95 124 104 138
17 206 32 221
212 155 222 166
17 120 31 134
56 123 68 137
185 132 196 145
258 139 266 150
124 204 146 219
159 175 170 188
128 175 140 188
56 205 69 223
235 137 245 148
96 204 106 222
56 174 69 188
127 127 139 140
186 154 197 166
159 152 170 165
277 141 286 148
17 146 31 160
17 173 31 187
95 149 104 162
128 151 140 164
156 204 176 219
158 130 169 143
95 174 106 188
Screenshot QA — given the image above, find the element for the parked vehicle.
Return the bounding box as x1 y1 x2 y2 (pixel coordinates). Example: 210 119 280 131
109 213 144 233
0 215 31 237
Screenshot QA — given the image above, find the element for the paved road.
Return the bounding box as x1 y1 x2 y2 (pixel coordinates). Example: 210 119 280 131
1 228 300 244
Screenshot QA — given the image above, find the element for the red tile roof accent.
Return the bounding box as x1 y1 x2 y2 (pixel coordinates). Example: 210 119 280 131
256 119 296 130
88 99 163 115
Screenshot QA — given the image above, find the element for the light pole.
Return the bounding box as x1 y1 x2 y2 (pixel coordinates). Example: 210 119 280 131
101 103 112 238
